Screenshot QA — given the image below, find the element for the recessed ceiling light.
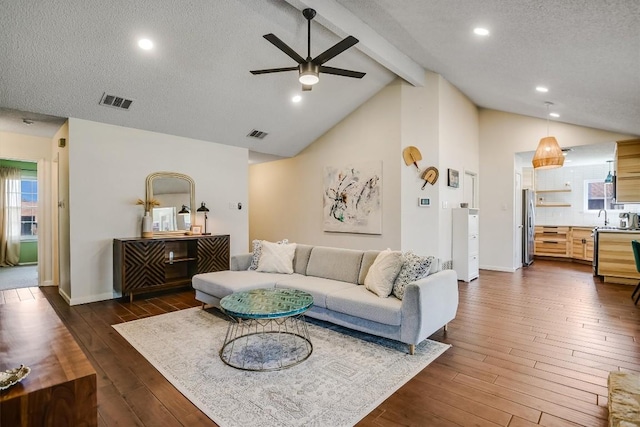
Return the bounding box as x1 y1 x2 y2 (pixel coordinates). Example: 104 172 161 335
549 112 560 118
536 86 548 93
473 28 490 36
292 95 302 103
138 39 154 50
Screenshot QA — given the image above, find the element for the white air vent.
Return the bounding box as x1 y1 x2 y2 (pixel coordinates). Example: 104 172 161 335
99 92 133 110
247 129 268 139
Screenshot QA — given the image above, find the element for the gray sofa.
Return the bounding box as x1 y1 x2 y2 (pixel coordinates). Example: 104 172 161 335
192 244 459 354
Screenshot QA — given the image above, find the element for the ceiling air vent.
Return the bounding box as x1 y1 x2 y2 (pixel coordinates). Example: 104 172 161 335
99 92 133 111
247 129 268 139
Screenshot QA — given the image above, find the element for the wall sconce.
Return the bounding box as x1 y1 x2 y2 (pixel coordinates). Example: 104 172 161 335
197 202 210 235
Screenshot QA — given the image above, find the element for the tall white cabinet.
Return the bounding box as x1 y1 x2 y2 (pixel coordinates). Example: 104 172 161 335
452 208 479 282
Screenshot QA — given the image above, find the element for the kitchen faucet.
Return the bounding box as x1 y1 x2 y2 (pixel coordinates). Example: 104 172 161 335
598 209 609 226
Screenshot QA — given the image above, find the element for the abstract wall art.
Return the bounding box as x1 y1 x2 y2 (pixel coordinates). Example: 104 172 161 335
323 161 382 234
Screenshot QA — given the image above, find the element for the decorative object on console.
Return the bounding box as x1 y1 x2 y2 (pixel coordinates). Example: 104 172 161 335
146 172 195 235
190 225 202 235
0 364 31 390
323 161 382 234
197 202 210 235
532 102 564 169
447 168 459 188
421 166 439 189
141 211 153 238
402 146 422 170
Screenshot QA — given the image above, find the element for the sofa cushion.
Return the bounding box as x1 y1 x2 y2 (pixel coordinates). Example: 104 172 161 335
192 271 285 299
293 244 314 275
392 252 435 300
257 241 297 274
275 275 356 309
306 246 364 284
358 250 381 285
326 286 402 326
364 249 403 297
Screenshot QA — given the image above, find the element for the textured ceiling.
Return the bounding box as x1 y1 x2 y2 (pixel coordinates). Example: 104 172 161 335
0 0 638 159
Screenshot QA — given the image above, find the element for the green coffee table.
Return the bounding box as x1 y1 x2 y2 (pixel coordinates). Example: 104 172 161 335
219 288 314 371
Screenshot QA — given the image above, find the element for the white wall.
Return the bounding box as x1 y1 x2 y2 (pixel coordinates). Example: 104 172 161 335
249 74 480 263
479 109 635 272
66 118 248 305
249 80 403 251
436 77 480 263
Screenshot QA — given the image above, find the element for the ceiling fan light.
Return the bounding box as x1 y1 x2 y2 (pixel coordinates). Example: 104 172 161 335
299 62 319 85
532 136 564 169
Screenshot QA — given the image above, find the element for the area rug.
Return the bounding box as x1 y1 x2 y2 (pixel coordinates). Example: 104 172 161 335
113 307 450 427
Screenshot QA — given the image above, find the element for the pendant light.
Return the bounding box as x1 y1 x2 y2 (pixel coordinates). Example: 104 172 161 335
532 102 564 169
604 160 614 183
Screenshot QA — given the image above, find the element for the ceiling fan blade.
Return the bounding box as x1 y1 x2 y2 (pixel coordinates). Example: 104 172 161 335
263 34 305 64
250 67 298 75
319 66 365 79
302 84 313 91
313 36 359 65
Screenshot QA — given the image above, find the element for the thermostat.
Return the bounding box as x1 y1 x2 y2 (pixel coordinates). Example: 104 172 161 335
418 198 431 207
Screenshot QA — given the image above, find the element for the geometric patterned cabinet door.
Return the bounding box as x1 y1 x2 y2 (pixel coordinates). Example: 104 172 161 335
123 240 165 291
113 234 230 302
197 235 230 274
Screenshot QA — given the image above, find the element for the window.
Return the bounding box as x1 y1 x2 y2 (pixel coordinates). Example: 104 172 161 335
584 179 622 212
21 177 38 239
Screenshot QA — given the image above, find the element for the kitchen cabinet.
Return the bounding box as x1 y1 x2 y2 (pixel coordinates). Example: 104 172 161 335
113 234 230 301
615 138 640 202
534 226 570 257
452 208 479 282
571 227 594 262
596 230 640 284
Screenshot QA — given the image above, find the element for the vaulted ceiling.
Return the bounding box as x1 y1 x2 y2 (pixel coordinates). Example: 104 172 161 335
1 0 638 158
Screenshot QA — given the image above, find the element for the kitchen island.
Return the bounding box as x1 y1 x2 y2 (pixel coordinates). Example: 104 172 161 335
595 229 640 285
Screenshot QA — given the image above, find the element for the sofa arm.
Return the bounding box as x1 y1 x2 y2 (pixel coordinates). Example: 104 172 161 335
400 269 459 345
230 253 253 271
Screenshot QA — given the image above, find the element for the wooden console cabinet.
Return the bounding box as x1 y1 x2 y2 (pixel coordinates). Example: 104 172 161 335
113 234 230 301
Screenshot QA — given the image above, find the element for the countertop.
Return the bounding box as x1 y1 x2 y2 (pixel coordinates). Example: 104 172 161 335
537 224 640 232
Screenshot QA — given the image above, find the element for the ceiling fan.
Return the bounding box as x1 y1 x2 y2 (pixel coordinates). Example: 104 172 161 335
250 8 366 91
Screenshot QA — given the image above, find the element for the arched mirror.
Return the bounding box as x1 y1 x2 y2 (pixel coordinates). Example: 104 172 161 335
146 172 195 234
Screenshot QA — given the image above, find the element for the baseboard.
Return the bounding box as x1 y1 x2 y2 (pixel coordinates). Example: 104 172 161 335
67 292 117 306
41 280 54 287
58 287 71 305
479 265 517 273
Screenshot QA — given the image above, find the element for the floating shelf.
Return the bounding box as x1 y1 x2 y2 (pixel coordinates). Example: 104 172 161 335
536 203 572 207
535 189 572 193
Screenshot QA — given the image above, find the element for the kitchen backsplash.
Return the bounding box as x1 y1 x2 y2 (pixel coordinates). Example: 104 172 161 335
524 164 640 226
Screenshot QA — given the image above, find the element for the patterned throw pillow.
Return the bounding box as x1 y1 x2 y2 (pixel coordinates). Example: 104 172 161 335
392 252 435 300
248 239 288 271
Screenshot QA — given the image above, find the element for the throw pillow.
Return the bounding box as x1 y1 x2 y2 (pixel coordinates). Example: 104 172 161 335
248 239 288 271
256 241 297 274
364 249 403 298
392 252 435 300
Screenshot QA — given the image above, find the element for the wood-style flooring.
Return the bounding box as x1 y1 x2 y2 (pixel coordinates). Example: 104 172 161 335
3 259 638 426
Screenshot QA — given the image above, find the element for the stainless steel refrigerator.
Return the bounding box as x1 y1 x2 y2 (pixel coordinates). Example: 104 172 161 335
523 189 535 266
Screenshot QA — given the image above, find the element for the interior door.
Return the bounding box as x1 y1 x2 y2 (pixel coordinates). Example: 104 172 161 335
463 171 477 208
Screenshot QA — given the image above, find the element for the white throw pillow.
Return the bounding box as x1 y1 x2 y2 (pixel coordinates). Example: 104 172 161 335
248 238 288 270
364 249 403 298
256 241 297 274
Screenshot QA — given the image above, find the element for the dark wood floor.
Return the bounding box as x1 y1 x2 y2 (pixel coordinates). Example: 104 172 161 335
3 260 638 426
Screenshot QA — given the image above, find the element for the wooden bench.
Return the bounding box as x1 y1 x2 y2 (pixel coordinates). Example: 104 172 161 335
0 298 97 426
